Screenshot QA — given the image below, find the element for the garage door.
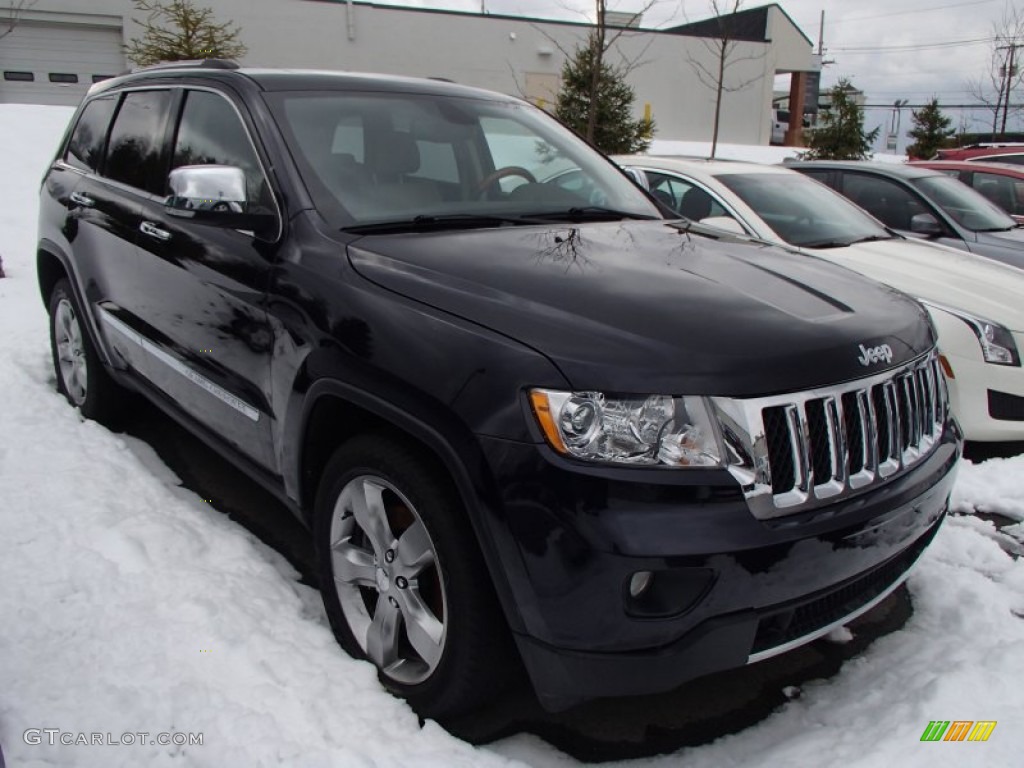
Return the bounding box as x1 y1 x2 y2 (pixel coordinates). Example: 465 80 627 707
0 22 124 106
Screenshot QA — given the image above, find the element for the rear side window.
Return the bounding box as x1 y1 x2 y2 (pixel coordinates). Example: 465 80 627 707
171 90 271 208
65 96 118 172
104 90 173 193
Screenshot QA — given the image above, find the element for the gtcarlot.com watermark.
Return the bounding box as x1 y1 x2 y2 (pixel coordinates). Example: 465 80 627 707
23 729 203 747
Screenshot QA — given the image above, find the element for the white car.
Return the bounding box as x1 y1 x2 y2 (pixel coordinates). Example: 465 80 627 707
616 155 1024 441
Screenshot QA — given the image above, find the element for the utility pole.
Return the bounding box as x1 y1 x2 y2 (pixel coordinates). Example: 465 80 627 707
998 42 1023 136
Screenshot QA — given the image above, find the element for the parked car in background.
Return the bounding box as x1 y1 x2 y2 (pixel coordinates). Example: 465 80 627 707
39 63 960 718
770 108 789 145
616 155 1024 442
786 161 1024 270
910 160 1024 223
934 144 1024 164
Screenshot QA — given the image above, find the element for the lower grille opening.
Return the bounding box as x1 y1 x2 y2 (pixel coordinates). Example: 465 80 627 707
750 521 940 655
988 390 1024 422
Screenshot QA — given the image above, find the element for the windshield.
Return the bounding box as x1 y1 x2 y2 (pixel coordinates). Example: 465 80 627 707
266 91 658 228
718 172 890 247
911 174 1016 232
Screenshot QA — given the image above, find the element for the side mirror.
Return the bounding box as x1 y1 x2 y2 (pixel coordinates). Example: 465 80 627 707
909 212 943 237
166 165 276 235
699 215 746 235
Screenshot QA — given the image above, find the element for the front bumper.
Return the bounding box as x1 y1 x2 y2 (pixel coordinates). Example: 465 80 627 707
942 332 1024 440
477 421 960 710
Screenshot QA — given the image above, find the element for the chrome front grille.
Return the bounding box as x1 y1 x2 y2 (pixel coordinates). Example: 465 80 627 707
712 351 948 519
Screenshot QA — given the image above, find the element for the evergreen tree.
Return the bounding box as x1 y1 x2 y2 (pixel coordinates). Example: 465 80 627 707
802 79 879 160
555 34 655 155
125 0 247 66
905 98 955 159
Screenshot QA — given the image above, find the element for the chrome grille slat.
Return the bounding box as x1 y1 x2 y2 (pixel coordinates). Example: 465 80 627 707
712 350 948 520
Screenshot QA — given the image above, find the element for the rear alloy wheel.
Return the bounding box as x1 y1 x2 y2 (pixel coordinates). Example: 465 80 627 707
314 435 510 719
48 278 118 422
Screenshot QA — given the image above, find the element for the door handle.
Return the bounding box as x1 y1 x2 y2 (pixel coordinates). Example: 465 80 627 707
69 191 95 208
139 221 172 241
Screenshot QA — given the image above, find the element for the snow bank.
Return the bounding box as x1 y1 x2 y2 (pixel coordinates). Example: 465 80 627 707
0 106 521 768
648 138 908 165
1 104 1021 768
952 457 1024 522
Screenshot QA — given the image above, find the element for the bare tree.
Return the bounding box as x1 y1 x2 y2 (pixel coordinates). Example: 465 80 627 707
684 0 765 158
1 1 37 44
966 3 1024 139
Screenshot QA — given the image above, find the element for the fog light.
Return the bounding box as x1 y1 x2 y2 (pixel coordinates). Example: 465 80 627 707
629 570 654 598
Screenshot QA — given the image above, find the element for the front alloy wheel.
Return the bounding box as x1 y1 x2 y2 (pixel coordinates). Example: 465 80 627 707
330 474 447 684
314 435 512 719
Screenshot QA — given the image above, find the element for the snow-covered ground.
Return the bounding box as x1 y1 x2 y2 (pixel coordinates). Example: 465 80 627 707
1 104 1022 767
647 138 908 164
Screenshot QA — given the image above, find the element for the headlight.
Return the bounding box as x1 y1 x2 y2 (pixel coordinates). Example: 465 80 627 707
529 389 723 467
920 300 1021 367
959 315 1020 366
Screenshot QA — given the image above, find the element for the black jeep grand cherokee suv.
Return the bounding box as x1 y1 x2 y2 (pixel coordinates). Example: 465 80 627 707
38 61 960 718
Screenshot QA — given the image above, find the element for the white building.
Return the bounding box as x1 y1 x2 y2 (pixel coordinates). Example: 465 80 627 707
0 1 817 145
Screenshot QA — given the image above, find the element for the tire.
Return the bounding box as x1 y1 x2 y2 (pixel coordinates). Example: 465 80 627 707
314 434 511 719
48 278 119 422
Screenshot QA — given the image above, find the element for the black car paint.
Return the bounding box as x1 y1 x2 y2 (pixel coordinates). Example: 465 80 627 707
38 68 958 709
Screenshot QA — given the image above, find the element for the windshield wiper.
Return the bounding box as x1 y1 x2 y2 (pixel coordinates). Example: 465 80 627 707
848 234 893 244
342 213 548 234
527 206 658 222
801 234 890 248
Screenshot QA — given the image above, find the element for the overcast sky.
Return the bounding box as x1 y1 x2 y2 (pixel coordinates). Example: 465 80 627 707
380 0 1021 139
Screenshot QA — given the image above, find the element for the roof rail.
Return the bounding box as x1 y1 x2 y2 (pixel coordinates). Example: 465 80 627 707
131 59 240 73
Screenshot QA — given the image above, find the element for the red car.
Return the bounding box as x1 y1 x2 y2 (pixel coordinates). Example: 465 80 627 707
910 160 1024 223
932 145 1024 164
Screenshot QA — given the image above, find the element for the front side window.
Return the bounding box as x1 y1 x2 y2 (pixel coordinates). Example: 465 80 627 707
65 96 118 172
104 90 173 193
171 89 272 209
267 91 658 227
911 174 1016 231
970 172 1024 218
839 173 929 232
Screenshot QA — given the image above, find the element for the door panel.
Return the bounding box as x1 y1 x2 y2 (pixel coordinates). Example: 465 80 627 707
132 88 278 471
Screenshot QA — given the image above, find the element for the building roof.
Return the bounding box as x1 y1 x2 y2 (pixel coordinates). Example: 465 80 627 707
667 3 814 48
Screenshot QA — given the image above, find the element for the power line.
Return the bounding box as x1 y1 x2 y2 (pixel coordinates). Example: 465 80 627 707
787 0 999 30
832 36 994 53
837 0 998 25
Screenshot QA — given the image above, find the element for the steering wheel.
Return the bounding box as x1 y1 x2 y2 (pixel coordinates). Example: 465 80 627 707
477 166 537 197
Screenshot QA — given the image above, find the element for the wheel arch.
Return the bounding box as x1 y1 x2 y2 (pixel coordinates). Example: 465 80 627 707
295 377 527 634
37 242 114 369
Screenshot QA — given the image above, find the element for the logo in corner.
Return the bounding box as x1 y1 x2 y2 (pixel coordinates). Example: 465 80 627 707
920 720 996 742
857 342 893 367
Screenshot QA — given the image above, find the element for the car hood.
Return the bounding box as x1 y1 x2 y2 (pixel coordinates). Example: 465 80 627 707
810 238 1024 332
972 227 1024 269
980 225 1024 244
348 221 933 396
